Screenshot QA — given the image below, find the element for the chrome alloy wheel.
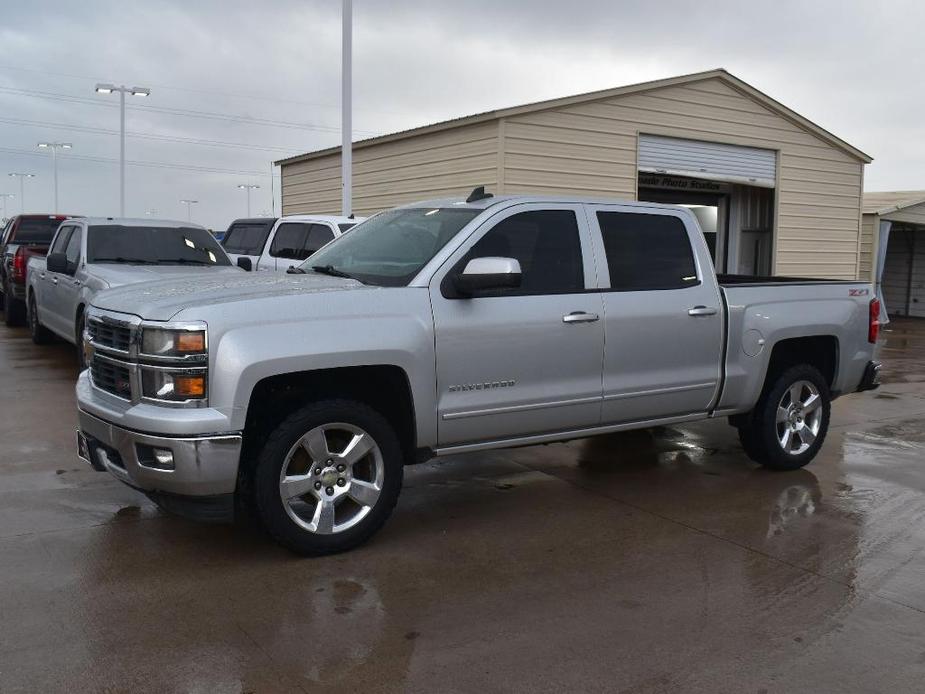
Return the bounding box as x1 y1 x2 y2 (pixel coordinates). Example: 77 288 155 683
279 422 384 535
775 380 823 455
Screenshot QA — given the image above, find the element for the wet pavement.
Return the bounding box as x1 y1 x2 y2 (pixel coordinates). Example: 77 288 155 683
1 319 925 693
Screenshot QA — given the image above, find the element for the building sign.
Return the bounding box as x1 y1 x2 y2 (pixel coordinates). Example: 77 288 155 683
638 174 729 193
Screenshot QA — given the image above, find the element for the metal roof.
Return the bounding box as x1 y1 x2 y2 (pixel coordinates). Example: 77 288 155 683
862 190 925 215
276 68 872 167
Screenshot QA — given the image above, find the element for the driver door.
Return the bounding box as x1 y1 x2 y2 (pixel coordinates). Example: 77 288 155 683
42 225 75 336
430 204 605 447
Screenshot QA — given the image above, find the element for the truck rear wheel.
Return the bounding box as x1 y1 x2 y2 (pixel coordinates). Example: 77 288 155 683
253 399 403 555
28 295 54 344
738 364 831 471
4 292 25 327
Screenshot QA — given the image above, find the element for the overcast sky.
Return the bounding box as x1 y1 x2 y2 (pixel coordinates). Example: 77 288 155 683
1 0 922 229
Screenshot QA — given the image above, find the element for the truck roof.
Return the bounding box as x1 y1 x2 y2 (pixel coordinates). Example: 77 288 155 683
396 193 693 213
75 217 207 229
277 214 365 224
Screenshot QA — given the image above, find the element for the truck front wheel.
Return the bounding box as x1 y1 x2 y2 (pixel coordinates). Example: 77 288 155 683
738 364 831 470
253 399 404 555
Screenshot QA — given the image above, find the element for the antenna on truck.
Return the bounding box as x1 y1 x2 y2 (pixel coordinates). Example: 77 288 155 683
466 186 493 203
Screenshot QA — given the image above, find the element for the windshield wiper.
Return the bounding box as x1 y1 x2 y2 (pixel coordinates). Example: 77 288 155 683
93 257 157 264
311 264 364 283
156 258 213 265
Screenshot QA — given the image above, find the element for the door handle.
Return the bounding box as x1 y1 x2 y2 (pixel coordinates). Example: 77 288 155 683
52 277 58 285
563 311 600 324
73 279 81 286
688 306 718 317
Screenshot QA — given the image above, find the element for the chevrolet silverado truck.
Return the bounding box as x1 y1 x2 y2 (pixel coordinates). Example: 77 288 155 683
27 218 241 364
75 191 881 555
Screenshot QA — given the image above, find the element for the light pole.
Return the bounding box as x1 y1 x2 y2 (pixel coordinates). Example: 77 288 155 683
180 199 198 222
94 83 151 216
37 142 72 213
8 173 35 214
145 209 158 216
237 184 260 217
342 0 352 217
0 193 14 221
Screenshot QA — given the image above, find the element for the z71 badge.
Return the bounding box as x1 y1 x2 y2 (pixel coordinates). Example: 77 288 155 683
849 288 869 297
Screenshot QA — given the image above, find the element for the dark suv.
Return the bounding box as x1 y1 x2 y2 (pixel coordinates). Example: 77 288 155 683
1 214 75 325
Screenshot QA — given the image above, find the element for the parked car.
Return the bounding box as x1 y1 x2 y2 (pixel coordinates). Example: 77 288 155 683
223 214 364 272
27 218 241 364
76 191 881 555
1 214 76 325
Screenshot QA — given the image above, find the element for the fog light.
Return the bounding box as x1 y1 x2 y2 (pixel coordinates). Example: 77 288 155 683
136 444 175 470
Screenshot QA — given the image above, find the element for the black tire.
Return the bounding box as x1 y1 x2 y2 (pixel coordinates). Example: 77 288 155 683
28 294 54 344
253 399 403 556
738 364 831 471
4 291 25 326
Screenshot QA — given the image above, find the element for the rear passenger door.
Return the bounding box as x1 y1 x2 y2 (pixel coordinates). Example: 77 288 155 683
430 205 605 446
588 205 724 424
42 225 75 335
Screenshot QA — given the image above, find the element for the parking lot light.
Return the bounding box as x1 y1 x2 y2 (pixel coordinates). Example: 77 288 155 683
8 173 35 214
94 82 152 216
37 143 73 214
237 184 260 217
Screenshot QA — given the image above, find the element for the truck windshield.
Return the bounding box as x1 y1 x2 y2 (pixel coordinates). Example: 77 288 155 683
222 223 272 255
302 208 480 286
87 226 232 266
14 217 64 243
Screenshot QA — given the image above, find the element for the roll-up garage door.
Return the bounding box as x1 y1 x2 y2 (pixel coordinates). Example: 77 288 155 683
638 135 777 188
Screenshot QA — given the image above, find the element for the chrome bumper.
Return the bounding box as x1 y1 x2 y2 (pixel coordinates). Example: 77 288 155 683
77 409 242 496
857 361 882 393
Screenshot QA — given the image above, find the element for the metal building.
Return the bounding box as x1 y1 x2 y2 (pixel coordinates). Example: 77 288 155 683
277 69 871 279
862 191 925 318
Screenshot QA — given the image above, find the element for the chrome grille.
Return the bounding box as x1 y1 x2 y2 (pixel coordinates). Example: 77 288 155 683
90 357 132 400
87 319 132 353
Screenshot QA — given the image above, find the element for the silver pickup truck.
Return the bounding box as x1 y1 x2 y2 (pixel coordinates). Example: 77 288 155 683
27 218 241 362
75 193 882 555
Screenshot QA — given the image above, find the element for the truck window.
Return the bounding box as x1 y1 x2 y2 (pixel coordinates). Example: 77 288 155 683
596 212 698 290
49 226 74 256
223 223 272 255
270 223 311 260
13 217 64 243
64 227 82 267
464 210 584 295
87 226 231 266
305 224 334 255
337 223 356 233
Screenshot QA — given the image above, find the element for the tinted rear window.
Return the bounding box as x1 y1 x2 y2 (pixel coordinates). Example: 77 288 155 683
222 223 272 255
87 226 231 266
14 218 63 243
596 212 698 290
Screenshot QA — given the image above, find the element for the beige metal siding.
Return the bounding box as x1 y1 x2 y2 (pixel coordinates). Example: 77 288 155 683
860 213 877 282
501 77 863 279
281 122 499 216
881 201 925 226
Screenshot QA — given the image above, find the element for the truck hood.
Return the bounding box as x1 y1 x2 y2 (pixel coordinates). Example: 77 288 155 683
91 271 364 321
92 264 243 290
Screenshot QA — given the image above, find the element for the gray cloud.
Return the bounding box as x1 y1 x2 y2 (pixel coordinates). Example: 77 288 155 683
0 0 921 229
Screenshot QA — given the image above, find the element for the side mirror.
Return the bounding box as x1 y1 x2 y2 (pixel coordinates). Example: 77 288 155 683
453 257 522 296
47 252 68 274
236 257 253 271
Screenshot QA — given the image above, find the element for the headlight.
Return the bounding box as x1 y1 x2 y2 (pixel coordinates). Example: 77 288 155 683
141 328 206 358
141 368 207 402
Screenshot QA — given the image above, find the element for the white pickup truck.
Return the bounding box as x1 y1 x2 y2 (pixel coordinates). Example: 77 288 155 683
76 192 881 555
27 218 241 362
222 214 364 272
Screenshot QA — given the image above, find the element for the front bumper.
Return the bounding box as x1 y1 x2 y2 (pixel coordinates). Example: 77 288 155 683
77 408 242 497
857 360 882 392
